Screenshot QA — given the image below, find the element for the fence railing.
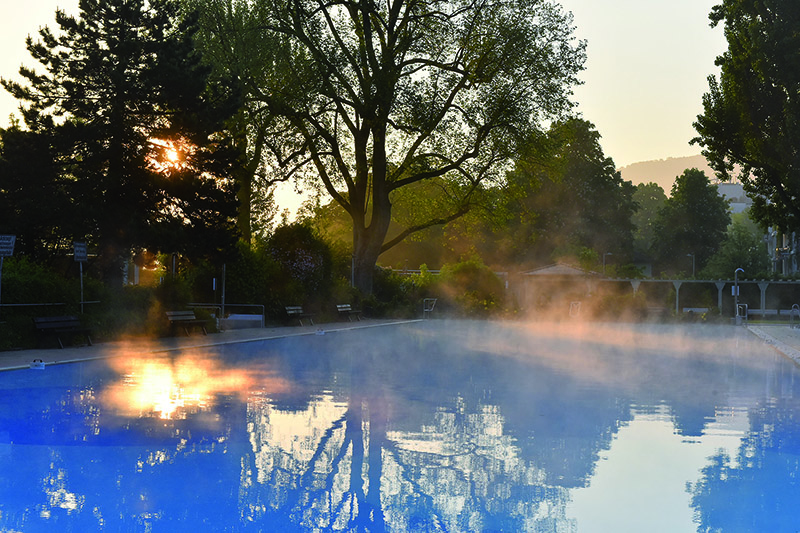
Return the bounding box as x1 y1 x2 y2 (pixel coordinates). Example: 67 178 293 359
187 303 265 328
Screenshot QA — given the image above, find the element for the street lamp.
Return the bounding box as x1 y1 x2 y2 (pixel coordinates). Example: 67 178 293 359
687 253 695 278
603 252 613 275
734 267 744 318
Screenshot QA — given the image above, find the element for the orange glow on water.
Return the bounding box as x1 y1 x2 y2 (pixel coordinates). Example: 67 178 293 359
100 348 289 420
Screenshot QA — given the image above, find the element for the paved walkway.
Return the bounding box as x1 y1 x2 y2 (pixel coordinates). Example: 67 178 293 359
0 319 420 372
747 324 800 364
5 320 799 372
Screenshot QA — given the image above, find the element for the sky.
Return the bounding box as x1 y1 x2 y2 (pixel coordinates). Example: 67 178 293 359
0 0 727 168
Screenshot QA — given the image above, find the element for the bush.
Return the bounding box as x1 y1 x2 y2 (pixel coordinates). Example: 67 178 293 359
363 266 420 318
434 258 506 317
267 223 333 312
2 256 76 306
222 241 281 310
0 257 80 349
589 290 648 321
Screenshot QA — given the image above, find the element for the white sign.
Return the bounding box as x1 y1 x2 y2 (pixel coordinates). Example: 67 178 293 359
0 235 15 257
73 242 88 262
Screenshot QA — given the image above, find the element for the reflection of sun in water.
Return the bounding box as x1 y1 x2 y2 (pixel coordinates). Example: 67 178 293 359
101 350 289 420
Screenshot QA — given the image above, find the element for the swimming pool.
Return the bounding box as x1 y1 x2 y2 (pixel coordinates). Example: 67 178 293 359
0 321 796 532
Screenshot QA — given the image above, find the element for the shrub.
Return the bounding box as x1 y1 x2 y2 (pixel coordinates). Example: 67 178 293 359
2 256 75 306
435 258 506 317
267 223 333 311
364 266 419 318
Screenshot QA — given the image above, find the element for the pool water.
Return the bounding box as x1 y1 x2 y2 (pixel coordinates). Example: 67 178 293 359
0 321 797 532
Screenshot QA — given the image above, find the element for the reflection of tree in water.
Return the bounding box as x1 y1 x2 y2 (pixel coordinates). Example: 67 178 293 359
0 323 784 531
689 361 800 533
242 387 577 531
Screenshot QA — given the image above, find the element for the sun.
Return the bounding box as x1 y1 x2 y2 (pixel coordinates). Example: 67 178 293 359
149 138 189 173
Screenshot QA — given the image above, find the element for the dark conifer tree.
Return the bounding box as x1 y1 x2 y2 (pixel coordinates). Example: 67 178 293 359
2 0 240 281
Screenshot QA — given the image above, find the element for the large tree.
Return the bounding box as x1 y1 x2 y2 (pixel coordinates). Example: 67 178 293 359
502 118 637 266
244 0 585 293
0 125 77 260
650 168 730 275
2 0 240 281
701 210 770 278
186 0 285 243
693 0 800 231
631 181 667 257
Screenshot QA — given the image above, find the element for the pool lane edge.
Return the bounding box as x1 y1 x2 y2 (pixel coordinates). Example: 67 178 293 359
747 324 800 365
0 319 424 372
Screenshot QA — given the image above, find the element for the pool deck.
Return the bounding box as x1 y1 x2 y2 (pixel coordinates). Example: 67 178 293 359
4 320 800 372
0 319 421 372
747 324 800 364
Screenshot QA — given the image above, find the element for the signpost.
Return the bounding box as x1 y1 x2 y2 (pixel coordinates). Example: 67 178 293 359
74 242 87 313
0 235 16 319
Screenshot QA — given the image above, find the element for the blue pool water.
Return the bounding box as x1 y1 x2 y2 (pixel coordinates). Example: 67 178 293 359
0 321 797 532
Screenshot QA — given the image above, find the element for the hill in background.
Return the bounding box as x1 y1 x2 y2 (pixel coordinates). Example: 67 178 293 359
618 155 717 194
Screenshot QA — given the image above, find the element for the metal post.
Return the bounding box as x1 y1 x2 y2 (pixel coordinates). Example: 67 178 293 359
79 261 84 314
603 252 612 275
221 263 226 318
734 267 744 321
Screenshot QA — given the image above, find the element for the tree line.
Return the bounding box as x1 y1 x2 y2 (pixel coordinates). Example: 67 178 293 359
0 0 795 319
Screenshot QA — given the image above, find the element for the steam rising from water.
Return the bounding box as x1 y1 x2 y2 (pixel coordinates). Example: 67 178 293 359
408 320 774 392
0 320 790 532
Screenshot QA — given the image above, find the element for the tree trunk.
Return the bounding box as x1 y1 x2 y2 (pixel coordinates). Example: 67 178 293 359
351 125 393 294
352 224 385 294
235 168 252 243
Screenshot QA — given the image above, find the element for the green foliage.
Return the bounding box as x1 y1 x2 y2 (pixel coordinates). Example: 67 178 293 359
0 257 74 349
0 127 77 261
187 0 284 243
578 248 600 272
267 223 333 310
632 182 667 257
435 258 506 317
222 242 281 308
88 284 159 338
363 267 421 318
650 169 731 275
0 258 90 348
693 0 800 231
589 290 649 321
503 118 637 266
701 211 772 279
228 0 585 293
1 256 75 305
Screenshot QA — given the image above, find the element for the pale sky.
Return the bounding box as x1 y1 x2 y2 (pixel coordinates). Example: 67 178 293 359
0 0 726 168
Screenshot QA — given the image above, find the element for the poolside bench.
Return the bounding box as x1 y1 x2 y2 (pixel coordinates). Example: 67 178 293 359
285 306 314 326
166 310 208 336
336 304 362 322
33 316 93 349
